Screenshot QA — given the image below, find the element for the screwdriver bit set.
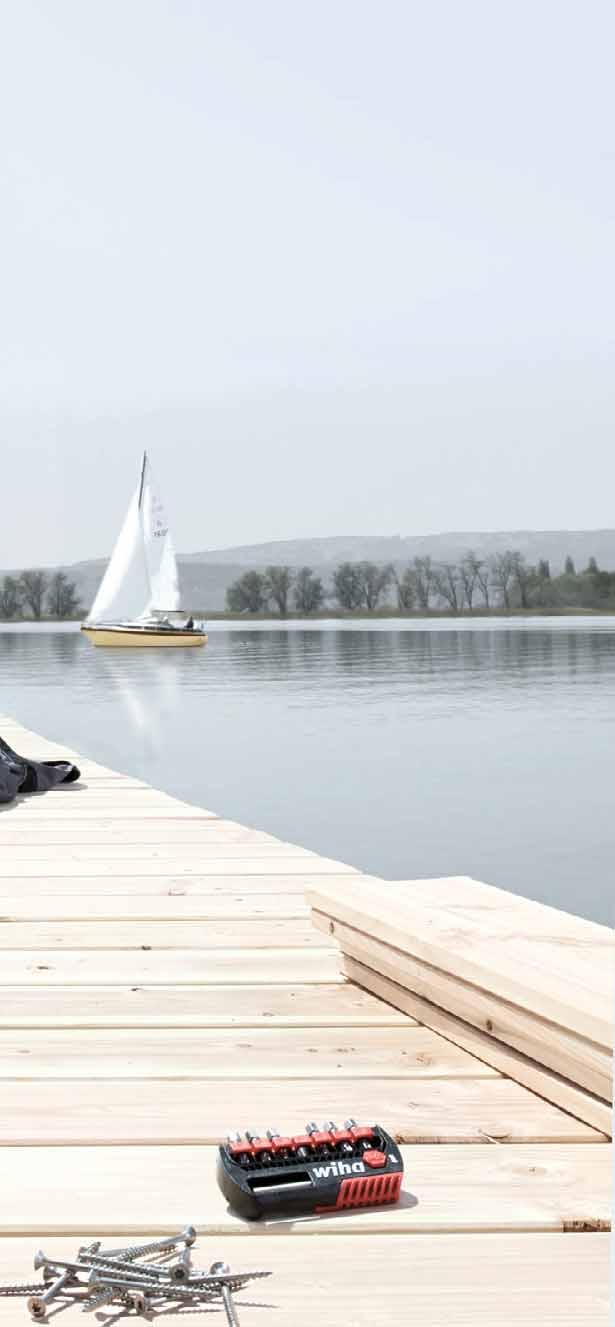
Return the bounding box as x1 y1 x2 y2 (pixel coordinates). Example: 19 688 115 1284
218 1119 404 1219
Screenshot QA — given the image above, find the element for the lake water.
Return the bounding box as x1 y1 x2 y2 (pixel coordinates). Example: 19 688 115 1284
0 618 613 925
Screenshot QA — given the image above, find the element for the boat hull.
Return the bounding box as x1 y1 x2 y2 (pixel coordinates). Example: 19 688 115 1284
81 626 207 648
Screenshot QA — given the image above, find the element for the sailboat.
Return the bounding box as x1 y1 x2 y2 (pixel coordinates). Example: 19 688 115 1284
81 452 207 648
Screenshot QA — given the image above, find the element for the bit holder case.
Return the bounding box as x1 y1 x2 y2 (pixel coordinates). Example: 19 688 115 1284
217 1122 404 1220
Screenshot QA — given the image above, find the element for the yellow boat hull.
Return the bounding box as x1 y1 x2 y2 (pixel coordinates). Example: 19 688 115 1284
81 626 207 648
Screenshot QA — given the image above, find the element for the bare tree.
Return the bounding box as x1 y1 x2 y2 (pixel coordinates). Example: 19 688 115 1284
474 558 491 610
0 576 22 619
459 551 483 612
490 552 516 612
265 565 293 616
392 566 416 613
412 557 435 611
47 572 81 619
356 562 393 611
18 569 49 619
433 562 463 614
293 566 324 615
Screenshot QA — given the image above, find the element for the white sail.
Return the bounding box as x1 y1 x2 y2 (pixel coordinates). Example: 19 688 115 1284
87 453 180 625
140 456 180 615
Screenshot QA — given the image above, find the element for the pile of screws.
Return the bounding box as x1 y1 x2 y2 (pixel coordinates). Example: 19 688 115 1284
0 1226 270 1322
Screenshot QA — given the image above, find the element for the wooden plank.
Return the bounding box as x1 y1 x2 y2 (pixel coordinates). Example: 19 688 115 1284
318 915 612 1100
398 877 609 942
0 842 314 859
9 791 211 808
0 1025 490 1080
0 1233 608 1326
0 1144 608 1232
0 821 288 843
0 806 219 820
0 894 310 920
0 856 356 876
0 948 341 985
0 919 322 949
308 879 612 1046
0 1078 600 1144
0 983 411 1029
0 875 352 897
344 956 612 1136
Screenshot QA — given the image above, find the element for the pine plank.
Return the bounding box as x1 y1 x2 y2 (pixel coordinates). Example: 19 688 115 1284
320 915 612 1100
0 823 287 844
0 948 341 985
0 806 218 820
0 1144 608 1233
0 875 351 897
0 856 355 876
0 983 410 1029
334 919 612 1099
398 877 609 943
0 894 310 920
344 956 612 1136
0 919 322 949
0 1078 600 1144
308 879 612 1046
0 1233 608 1326
0 842 313 859
0 1025 491 1080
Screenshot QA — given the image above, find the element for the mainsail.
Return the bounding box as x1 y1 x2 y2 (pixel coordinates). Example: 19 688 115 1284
87 453 180 625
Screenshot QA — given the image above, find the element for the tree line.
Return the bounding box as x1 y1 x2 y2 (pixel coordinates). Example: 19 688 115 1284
0 571 81 620
225 552 615 616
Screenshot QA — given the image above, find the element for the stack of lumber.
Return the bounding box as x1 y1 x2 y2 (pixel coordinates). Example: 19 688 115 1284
308 875 613 1135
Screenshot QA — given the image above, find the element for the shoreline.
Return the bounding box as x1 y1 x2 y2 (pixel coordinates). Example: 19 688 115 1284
2 606 615 625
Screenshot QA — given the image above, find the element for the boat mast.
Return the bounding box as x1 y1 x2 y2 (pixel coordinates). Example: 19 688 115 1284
137 450 148 510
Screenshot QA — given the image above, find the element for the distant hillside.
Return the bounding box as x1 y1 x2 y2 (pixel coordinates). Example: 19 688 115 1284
183 530 615 571
3 530 614 613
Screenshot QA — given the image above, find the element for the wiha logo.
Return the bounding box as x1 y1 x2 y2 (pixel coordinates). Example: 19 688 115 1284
311 1160 366 1179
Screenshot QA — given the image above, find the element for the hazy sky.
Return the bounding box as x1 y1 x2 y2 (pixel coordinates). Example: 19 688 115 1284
2 1 613 565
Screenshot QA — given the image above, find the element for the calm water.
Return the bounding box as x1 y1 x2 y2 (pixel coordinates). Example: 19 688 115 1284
1 619 613 925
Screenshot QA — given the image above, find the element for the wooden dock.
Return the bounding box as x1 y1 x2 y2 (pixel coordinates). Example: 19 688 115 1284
0 714 611 1324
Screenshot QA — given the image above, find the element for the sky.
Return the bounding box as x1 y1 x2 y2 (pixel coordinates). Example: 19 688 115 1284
1 0 613 565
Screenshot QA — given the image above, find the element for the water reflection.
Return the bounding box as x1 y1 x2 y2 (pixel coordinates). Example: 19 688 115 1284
0 620 613 923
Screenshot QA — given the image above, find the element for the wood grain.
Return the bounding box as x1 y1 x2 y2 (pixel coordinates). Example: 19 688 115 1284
0 1078 600 1145
0 982 410 1029
308 879 612 1045
0 1144 608 1233
0 947 341 985
0 1234 607 1327
0 894 310 920
0 1025 490 1080
323 917 612 1100
0 919 322 949
344 956 612 1135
